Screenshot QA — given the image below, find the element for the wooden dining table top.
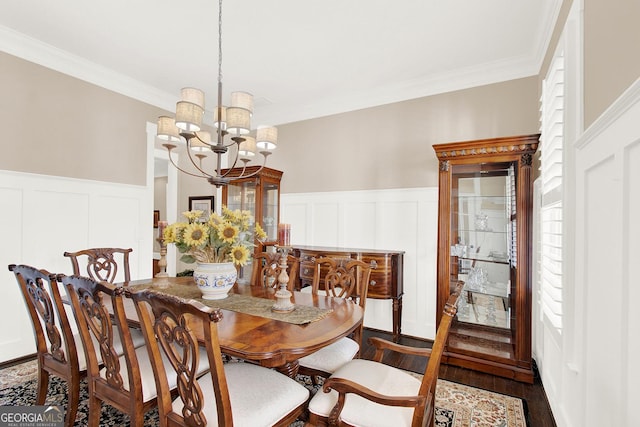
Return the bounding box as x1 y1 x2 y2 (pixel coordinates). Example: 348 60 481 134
120 276 364 377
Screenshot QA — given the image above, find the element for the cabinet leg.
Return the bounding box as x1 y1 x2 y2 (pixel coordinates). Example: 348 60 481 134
393 297 403 342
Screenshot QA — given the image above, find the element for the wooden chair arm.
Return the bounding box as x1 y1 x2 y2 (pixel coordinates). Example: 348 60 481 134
368 336 433 362
323 377 425 425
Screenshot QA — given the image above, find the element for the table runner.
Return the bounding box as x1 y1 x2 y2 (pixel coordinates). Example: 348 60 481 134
132 282 333 325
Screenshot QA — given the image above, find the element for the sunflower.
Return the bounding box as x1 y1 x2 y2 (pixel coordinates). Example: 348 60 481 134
183 223 209 247
254 223 267 241
165 206 266 264
162 224 177 244
182 210 204 223
218 222 239 244
230 245 251 266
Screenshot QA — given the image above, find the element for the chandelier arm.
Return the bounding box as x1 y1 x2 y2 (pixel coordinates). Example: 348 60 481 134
220 143 243 176
184 138 215 178
194 132 214 148
231 152 272 180
163 144 211 179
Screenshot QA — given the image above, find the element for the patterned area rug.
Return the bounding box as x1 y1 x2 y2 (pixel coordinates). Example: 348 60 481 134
0 360 527 426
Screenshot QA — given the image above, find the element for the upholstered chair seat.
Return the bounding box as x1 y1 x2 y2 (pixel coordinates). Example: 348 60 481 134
296 337 359 373
307 359 421 426
173 362 308 426
66 325 145 371
103 344 210 402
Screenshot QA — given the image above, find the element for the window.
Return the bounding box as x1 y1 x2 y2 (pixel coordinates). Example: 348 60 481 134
539 43 564 332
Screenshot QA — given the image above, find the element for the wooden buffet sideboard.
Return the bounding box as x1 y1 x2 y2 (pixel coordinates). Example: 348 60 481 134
291 245 404 341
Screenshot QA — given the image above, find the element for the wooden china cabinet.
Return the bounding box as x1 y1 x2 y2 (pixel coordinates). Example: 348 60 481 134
433 134 539 383
221 166 283 282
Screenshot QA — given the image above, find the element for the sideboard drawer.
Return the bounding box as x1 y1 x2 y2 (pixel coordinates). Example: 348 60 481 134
368 269 392 298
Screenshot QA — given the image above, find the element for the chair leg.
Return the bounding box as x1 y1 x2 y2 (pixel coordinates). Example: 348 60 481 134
130 408 145 427
65 377 80 427
87 392 102 427
35 368 49 405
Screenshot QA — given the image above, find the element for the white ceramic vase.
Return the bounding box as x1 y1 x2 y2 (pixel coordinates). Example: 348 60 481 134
194 262 237 300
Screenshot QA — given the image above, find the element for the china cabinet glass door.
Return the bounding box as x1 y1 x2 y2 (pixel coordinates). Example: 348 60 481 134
451 164 515 331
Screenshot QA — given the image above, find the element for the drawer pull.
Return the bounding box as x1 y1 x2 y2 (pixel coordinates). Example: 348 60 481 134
304 268 311 275
369 280 377 286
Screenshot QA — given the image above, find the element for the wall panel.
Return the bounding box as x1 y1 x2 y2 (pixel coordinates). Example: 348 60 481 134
570 80 640 427
0 170 152 362
624 138 640 425
282 188 438 339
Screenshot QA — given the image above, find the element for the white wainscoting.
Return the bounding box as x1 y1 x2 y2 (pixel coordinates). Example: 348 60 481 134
534 79 640 427
281 187 439 339
572 80 640 427
0 170 153 363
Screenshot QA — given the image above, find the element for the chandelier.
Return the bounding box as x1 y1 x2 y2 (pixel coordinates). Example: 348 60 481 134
155 0 277 188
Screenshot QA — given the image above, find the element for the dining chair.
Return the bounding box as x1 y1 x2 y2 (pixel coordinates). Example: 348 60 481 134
8 264 84 427
297 257 375 383
63 247 132 283
60 274 193 427
129 287 310 427
250 251 299 291
306 283 463 427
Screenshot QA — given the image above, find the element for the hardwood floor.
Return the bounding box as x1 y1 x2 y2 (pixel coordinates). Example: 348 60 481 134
361 328 557 427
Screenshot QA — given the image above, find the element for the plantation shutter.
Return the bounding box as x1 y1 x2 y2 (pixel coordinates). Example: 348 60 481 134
539 45 564 332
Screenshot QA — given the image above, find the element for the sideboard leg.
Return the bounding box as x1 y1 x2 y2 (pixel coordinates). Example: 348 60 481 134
393 296 403 342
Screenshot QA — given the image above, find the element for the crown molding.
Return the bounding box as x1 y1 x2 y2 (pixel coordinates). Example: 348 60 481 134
257 54 540 126
0 25 175 113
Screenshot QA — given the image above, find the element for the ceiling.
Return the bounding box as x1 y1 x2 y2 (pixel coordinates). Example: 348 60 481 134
1 0 561 127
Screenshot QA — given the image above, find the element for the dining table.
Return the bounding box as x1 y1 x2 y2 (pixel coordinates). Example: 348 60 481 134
119 276 364 378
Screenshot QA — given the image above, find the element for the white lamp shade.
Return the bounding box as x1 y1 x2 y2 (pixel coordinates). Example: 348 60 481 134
175 101 204 132
191 131 211 152
181 87 205 109
238 136 256 160
256 126 278 151
226 107 251 135
213 106 227 130
231 91 253 114
156 116 181 142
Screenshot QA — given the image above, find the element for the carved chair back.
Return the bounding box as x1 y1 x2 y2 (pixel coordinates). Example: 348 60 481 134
129 288 232 426
311 257 374 304
310 256 375 350
63 247 132 283
60 274 153 426
250 251 299 291
8 264 83 427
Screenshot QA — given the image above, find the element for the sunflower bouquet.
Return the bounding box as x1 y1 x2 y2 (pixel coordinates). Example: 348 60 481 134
162 206 267 267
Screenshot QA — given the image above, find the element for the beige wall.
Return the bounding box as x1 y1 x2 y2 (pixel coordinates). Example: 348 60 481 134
0 51 165 186
584 0 640 127
268 77 540 194
541 0 640 128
